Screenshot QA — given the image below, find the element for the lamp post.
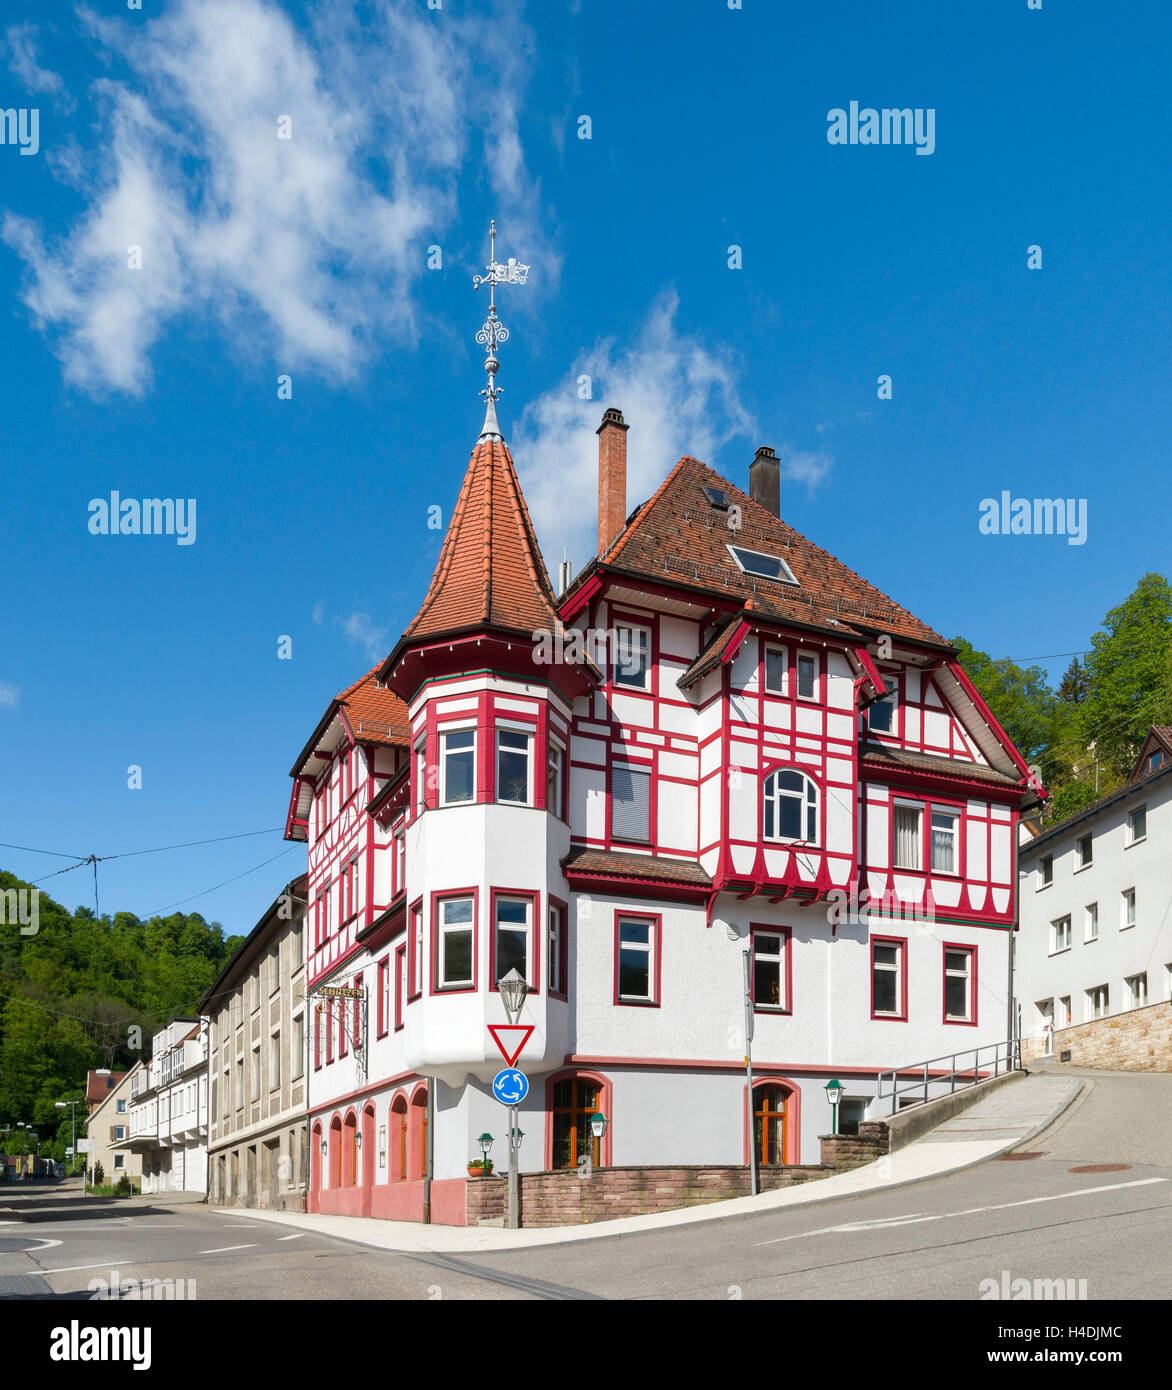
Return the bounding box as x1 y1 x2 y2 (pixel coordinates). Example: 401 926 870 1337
496 968 528 1230
824 1078 844 1137
742 950 758 1196
588 1111 607 1169
55 1100 83 1179
477 1132 493 1172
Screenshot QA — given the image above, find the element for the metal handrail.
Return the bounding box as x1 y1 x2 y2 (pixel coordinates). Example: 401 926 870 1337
876 1036 1020 1115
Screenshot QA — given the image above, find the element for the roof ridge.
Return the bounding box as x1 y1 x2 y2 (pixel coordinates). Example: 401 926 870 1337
603 455 694 566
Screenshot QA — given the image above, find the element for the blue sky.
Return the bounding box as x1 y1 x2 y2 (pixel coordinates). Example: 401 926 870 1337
2 0 1170 935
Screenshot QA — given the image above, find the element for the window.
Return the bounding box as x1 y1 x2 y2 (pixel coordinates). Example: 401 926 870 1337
314 1009 321 1070
496 728 533 804
113 1153 125 1171
549 901 567 998
1076 834 1093 870
611 762 651 843
1087 984 1109 1020
440 730 475 805
763 769 818 843
551 1077 603 1170
943 946 976 1023
837 1098 867 1137
414 740 426 812
251 1046 261 1102
702 484 731 509
410 902 424 998
394 945 406 1029
1126 805 1147 844
726 544 798 585
1058 996 1071 1027
764 646 787 696
116 1099 126 1114
546 741 564 818
292 1014 304 1079
352 973 362 1049
868 678 897 733
1084 902 1098 942
751 928 790 1012
377 957 389 1037
796 651 817 700
893 802 922 870
1051 916 1072 953
1121 888 1136 930
113 1126 126 1142
436 895 475 990
931 809 959 874
615 914 658 1004
270 1030 281 1090
1039 855 1053 888
754 1085 789 1165
613 624 650 690
871 937 906 1019
493 894 534 988
1147 750 1164 773
1125 973 1148 1009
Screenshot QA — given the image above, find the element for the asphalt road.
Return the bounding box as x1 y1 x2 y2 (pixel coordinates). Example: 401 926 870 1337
1 1067 1168 1301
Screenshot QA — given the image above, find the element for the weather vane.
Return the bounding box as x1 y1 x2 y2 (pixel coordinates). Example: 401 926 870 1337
473 220 529 439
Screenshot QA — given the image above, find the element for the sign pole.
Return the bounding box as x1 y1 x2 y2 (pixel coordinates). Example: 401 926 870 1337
743 950 758 1197
507 1105 520 1230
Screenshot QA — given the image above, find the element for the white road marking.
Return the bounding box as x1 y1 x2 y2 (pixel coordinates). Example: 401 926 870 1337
754 1176 1169 1246
277 1233 306 1241
198 1244 257 1253
0 1237 63 1253
219 1223 260 1228
39 1258 137 1275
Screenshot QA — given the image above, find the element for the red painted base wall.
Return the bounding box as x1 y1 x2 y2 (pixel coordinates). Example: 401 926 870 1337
308 1178 468 1225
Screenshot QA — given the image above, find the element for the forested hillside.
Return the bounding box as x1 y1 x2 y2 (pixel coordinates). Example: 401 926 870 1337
0 871 242 1152
956 572 1172 824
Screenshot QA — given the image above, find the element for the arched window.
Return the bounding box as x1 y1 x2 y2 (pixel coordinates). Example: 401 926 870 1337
754 1084 788 1166
410 1087 428 1180
763 769 818 843
342 1111 357 1187
390 1095 408 1182
551 1076 602 1170
328 1116 342 1189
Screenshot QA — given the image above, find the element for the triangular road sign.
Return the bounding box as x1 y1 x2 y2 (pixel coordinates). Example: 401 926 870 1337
488 1024 534 1067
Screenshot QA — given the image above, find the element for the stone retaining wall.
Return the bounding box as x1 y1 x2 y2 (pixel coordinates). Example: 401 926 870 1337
1047 1000 1172 1072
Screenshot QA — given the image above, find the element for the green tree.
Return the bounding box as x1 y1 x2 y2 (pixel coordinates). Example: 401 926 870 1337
951 638 1057 765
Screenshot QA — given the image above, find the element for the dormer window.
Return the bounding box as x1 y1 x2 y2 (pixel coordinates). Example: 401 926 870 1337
868 675 898 733
726 544 798 585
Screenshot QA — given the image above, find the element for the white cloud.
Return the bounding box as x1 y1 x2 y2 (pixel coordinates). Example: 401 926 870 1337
311 601 324 625
779 446 832 495
512 291 758 571
334 611 389 660
3 0 549 395
4 24 68 102
0 679 19 708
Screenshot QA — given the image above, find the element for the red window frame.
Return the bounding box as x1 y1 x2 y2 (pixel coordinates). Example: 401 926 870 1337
314 1006 321 1070
407 897 424 1002
376 957 389 1038
489 888 540 994
353 972 363 1048
942 943 978 1026
548 895 569 1000
325 1001 334 1063
431 889 479 995
870 934 908 1022
394 943 406 1030
749 924 793 1014
613 911 662 1007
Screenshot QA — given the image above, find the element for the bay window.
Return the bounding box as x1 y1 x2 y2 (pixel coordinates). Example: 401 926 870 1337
493 894 535 988
440 729 475 805
763 768 818 843
549 901 567 997
496 728 532 804
435 894 475 990
547 741 564 818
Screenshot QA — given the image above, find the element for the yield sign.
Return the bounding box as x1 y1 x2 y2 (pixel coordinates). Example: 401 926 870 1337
488 1024 534 1067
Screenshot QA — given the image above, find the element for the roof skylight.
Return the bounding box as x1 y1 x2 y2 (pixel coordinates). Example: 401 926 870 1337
726 544 798 585
702 485 731 510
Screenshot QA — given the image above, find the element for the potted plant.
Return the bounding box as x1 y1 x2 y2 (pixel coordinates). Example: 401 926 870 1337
467 1157 494 1177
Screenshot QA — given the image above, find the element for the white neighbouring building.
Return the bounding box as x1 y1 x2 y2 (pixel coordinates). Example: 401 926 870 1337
283 350 1040 1223
120 1018 210 1195
1016 726 1172 1058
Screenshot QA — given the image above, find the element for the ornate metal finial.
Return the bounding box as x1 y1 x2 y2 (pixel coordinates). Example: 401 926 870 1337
473 219 530 441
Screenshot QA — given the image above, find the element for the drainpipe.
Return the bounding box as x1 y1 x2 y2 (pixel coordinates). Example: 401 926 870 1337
422 1082 434 1224
1009 820 1019 1068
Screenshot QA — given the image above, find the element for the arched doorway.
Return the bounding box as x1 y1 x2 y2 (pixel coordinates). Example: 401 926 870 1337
409 1086 428 1180
545 1070 613 1170
342 1110 357 1187
750 1080 797 1166
310 1123 322 1211
328 1115 342 1189
390 1094 408 1182
361 1103 376 1215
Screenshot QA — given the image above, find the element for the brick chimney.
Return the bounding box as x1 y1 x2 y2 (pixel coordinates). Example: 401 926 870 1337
750 445 780 516
596 407 629 555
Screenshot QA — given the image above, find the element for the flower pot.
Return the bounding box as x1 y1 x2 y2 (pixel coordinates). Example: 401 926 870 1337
467 1164 494 1177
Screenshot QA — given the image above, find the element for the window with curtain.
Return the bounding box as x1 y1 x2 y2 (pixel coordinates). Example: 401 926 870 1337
893 803 922 869
612 763 651 842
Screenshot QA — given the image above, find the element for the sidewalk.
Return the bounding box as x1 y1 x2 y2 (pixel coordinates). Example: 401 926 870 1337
198 1072 1084 1253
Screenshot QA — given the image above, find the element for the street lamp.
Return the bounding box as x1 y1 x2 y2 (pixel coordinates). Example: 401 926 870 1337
824 1078 844 1136
477 1133 493 1162
496 968 528 1230
55 1100 82 1179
